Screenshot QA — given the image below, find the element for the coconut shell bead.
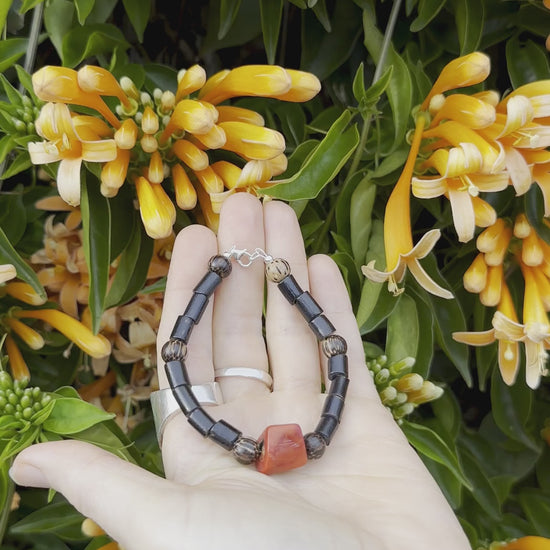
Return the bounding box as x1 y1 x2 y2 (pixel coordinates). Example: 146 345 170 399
161 338 187 362
232 436 260 464
322 334 348 357
304 432 327 459
265 258 291 283
209 255 232 277
256 424 308 474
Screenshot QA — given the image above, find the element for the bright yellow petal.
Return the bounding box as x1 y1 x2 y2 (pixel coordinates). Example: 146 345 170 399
81 139 117 163
407 256 454 299
5 334 30 381
100 148 130 191
4 318 45 350
421 52 491 110
504 145 532 196
171 139 209 171
472 196 497 227
447 186 475 242
452 328 496 345
172 164 197 209
176 64 207 102
57 158 83 206
484 226 512 266
273 69 321 102
477 218 507 253
411 175 447 199
28 141 61 164
114 118 138 149
194 166 224 194
498 338 520 385
160 99 216 143
198 65 291 105
211 160 243 189
463 253 488 293
479 264 503 306
499 536 550 550
219 121 285 160
4 282 46 305
533 164 550 216
215 105 265 125
15 309 111 358
430 93 496 129
135 177 173 239
524 340 545 389
0 263 16 284
77 65 130 107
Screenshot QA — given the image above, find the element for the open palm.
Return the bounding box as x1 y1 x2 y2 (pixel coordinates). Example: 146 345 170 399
11 194 469 550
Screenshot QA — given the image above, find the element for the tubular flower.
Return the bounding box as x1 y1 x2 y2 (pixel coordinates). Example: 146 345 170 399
28 102 117 206
492 536 550 550
454 281 521 385
28 64 320 237
15 309 111 359
362 113 453 298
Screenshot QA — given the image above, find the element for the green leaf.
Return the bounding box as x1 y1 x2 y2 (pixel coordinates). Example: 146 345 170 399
0 184 26 245
311 0 331 32
331 251 362 307
518 489 550 537
0 73 23 106
506 36 550 89
362 6 413 153
19 0 44 13
525 184 550 244
401 420 472 489
0 225 45 299
409 0 446 32
0 0 13 35
43 397 115 435
61 23 130 68
407 288 434 377
259 110 359 200
335 170 364 243
350 176 376 267
260 0 283 64
9 500 87 541
0 134 16 166
81 172 111 334
104 219 154 309
352 62 366 106
0 38 28 73
43 0 75 59
453 0 484 54
2 150 32 179
74 0 94 24
122 0 151 42
363 65 394 106
218 0 242 39
385 293 419 364
420 455 463 509
301 0 363 80
490 373 538 451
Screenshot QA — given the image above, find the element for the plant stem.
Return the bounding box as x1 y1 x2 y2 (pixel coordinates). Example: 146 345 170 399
347 0 403 179
0 464 15 547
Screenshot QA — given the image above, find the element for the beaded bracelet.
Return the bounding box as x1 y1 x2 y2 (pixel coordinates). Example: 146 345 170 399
161 247 349 475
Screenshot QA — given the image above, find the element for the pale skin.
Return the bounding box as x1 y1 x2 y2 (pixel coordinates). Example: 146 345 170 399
10 194 470 550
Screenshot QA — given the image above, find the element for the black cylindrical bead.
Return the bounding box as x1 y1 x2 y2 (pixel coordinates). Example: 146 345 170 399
164 360 190 388
277 275 303 304
322 394 345 421
173 384 200 416
209 255 232 278
170 315 195 343
193 271 222 296
183 292 209 323
187 407 216 436
295 291 323 322
304 432 327 459
208 420 242 450
315 415 339 444
329 375 349 398
309 315 336 340
328 354 348 380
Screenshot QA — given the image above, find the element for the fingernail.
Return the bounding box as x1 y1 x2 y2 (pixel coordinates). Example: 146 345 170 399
9 462 49 488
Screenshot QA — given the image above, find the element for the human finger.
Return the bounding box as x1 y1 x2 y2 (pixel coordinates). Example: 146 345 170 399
263 200 320 392
213 193 270 401
307 254 377 398
157 224 218 388
10 441 180 550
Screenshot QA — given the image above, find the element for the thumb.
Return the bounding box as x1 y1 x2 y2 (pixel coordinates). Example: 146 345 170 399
10 440 180 548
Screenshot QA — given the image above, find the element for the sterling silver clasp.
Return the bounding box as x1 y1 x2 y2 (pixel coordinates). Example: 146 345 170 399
224 246 273 267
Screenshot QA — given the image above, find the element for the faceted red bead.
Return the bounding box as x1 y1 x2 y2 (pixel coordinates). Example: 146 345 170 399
255 423 308 475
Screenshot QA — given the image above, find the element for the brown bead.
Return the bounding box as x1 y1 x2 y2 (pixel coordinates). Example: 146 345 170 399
322 334 347 357
304 432 327 459
232 436 259 464
161 338 187 362
208 255 232 278
256 424 307 475
265 258 291 283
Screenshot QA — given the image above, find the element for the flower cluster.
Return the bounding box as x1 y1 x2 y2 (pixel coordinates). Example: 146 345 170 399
366 354 443 422
363 51 550 389
28 64 320 237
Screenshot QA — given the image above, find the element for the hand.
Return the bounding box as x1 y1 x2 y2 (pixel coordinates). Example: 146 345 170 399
10 194 470 550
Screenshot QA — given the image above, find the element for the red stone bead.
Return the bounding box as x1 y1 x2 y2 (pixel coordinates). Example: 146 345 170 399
255 424 308 475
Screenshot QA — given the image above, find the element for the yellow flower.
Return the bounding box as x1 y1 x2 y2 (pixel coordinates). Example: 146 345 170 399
362 113 453 298
3 317 45 350
28 103 117 206
15 308 111 359
495 536 550 550
453 281 520 385
421 52 491 111
2 281 47 306
4 333 30 381
135 177 174 239
32 66 121 128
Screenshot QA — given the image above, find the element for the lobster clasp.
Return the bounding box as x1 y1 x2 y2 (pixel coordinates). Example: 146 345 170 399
224 246 273 267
